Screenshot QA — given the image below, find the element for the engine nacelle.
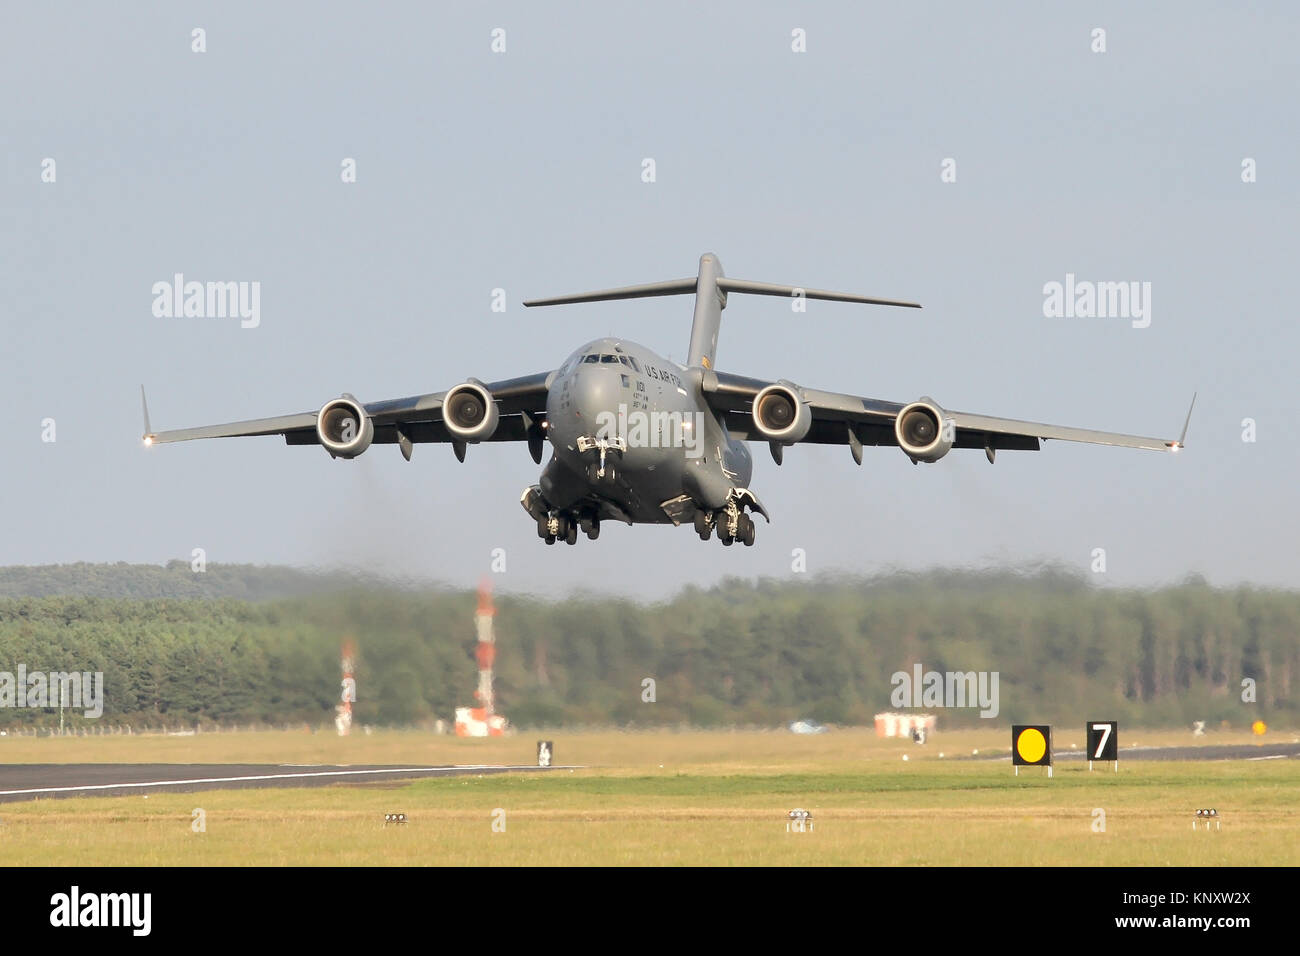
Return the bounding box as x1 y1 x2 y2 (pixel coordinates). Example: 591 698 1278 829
317 395 374 459
443 380 500 442
752 381 812 444
895 397 953 463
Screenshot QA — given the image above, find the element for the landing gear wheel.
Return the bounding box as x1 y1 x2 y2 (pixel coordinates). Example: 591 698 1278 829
537 516 550 539
544 534 556 545
740 513 756 547
719 501 741 546
554 514 571 540
586 521 600 540
693 511 710 535
565 522 578 545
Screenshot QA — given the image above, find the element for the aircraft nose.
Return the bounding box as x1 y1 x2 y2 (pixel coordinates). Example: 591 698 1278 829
572 367 621 426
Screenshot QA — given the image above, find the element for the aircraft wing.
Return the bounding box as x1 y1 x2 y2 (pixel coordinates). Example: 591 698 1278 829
141 372 553 460
703 370 1194 460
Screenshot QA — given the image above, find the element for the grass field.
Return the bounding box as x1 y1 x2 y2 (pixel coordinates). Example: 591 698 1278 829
1 727 1297 866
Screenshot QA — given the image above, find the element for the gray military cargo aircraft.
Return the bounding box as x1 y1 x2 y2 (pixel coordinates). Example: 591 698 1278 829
142 253 1194 547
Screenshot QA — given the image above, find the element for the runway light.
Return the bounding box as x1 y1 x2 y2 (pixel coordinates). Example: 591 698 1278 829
786 808 813 833
384 812 407 826
1194 808 1220 831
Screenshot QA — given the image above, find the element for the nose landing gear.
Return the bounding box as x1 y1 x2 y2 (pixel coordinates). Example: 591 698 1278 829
576 435 627 480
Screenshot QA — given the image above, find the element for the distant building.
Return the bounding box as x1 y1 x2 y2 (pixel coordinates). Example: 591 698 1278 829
874 712 936 738
454 706 506 737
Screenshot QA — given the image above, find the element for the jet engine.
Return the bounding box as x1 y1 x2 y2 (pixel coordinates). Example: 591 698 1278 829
442 380 500 442
752 382 812 444
895 397 953 463
316 395 374 459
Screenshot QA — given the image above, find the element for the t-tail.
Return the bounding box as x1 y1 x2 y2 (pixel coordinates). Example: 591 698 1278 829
523 253 920 369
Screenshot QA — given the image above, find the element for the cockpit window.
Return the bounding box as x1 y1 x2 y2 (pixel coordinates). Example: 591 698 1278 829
618 355 631 367
601 354 619 363
583 354 600 364
627 356 642 373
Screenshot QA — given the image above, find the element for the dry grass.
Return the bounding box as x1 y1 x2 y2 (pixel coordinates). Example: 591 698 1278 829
1 727 1296 865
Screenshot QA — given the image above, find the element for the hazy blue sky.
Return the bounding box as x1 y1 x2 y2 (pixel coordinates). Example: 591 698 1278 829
4 2 1297 597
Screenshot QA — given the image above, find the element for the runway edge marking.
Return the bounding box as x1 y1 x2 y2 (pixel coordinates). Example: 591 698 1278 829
0 764 582 798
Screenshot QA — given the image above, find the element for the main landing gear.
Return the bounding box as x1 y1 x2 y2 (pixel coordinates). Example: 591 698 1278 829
534 510 600 546
523 486 597 546
693 500 756 547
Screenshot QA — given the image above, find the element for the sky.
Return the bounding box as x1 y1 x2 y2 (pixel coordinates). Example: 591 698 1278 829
3 2 1297 599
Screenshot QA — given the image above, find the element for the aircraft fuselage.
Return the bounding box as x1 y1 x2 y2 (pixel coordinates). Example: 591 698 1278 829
539 337 752 525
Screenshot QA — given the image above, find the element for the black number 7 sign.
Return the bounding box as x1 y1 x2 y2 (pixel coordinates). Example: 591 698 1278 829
1087 721 1118 769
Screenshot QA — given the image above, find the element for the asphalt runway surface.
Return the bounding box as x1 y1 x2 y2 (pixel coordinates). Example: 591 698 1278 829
0 763 576 803
979 741 1300 762
4 742 1294 803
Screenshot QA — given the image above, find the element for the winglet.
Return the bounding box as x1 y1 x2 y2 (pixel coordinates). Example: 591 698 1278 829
141 385 156 445
1168 392 1196 451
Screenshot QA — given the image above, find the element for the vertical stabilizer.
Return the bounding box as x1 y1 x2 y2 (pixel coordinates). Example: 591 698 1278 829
688 253 725 369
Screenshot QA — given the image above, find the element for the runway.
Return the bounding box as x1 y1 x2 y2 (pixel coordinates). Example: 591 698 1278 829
5 742 1291 804
0 763 577 803
977 741 1300 762
1053 741 1300 762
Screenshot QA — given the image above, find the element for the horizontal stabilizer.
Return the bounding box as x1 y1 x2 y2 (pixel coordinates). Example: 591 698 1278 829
524 275 920 310
717 277 920 309
523 278 697 308
522 253 920 369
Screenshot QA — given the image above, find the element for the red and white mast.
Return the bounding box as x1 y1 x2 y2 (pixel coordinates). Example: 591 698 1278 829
455 579 507 736
474 579 496 716
336 640 356 736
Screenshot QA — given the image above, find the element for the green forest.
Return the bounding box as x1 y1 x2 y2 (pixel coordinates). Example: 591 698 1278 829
0 564 1295 730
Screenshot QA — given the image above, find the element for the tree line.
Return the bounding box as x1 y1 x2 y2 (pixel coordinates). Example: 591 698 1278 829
0 565 1294 730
